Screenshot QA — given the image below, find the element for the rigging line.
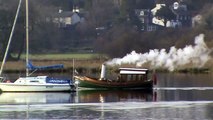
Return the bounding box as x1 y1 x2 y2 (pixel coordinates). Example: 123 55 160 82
0 0 23 77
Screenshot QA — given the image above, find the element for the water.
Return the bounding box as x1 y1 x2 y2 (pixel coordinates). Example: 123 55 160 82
0 73 213 119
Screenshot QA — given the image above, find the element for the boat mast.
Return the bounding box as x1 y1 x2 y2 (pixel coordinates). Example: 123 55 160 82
72 59 75 80
0 0 22 77
26 0 29 76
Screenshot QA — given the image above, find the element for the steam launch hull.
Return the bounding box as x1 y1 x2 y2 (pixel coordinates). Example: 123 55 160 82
74 76 153 90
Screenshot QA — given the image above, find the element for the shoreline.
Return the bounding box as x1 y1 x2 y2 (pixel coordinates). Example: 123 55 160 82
1 60 211 74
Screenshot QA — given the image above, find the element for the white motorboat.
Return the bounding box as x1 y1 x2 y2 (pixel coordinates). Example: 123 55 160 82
0 76 75 92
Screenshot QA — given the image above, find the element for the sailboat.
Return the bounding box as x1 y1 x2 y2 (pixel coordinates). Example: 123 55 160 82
0 0 76 92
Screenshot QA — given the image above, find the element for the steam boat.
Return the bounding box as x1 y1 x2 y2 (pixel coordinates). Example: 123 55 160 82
74 64 155 89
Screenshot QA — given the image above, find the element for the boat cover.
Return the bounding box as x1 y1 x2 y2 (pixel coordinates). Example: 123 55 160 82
27 61 64 70
46 77 71 84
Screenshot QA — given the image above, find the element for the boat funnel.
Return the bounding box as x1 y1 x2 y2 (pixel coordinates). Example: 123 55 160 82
100 64 106 80
153 73 157 86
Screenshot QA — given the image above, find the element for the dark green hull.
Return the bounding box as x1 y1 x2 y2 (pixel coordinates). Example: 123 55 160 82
75 76 153 90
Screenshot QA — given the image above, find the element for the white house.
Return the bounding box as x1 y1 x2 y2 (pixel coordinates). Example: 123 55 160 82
151 4 166 15
170 2 191 28
53 9 84 28
135 9 158 31
166 20 182 28
151 2 191 28
151 4 166 27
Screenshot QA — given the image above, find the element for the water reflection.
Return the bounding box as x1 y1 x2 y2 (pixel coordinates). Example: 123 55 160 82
0 73 213 119
154 89 213 101
0 90 154 105
1 88 213 105
0 92 76 105
1 89 213 119
77 89 153 103
1 100 213 119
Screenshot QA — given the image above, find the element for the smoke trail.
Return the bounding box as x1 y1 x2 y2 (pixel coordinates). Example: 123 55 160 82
106 34 211 71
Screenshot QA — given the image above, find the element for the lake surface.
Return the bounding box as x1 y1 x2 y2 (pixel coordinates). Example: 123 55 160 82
0 73 213 119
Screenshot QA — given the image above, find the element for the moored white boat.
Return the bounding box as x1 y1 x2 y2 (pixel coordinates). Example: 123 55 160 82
0 76 75 92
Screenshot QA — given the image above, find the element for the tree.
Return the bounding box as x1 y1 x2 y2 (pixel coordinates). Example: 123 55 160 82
0 0 24 61
184 0 213 11
94 24 145 57
134 0 155 9
199 4 213 30
78 0 120 49
86 0 118 28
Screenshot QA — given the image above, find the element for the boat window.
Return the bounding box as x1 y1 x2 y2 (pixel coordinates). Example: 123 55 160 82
120 75 126 81
139 75 144 81
30 80 39 82
132 75 137 81
127 75 131 81
135 75 139 81
144 74 147 81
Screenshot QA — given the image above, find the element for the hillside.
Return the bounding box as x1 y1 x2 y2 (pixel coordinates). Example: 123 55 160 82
0 0 212 63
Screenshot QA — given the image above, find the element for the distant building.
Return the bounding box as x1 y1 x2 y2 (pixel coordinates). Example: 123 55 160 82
53 8 84 28
135 9 159 31
151 4 166 27
151 2 192 28
170 2 192 28
151 4 166 16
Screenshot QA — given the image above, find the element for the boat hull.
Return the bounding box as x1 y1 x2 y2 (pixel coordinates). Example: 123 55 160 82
0 83 75 92
75 76 153 90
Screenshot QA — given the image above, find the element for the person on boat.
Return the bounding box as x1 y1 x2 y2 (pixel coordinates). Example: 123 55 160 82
117 75 120 80
6 80 11 83
3 80 11 83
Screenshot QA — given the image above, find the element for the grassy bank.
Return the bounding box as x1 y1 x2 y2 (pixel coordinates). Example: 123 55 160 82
2 60 212 74
2 53 107 74
2 59 104 73
13 53 107 60
2 53 213 74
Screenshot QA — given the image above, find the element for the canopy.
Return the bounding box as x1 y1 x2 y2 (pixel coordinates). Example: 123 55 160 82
27 61 64 70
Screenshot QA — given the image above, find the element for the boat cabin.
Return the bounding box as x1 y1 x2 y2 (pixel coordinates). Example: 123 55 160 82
118 68 149 82
14 76 71 84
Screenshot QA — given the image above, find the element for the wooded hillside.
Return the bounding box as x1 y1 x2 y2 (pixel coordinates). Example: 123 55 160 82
0 0 213 60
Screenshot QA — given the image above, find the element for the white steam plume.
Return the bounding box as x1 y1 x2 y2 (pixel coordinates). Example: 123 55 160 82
106 34 211 71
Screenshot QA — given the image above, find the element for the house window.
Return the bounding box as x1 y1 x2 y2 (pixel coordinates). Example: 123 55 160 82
141 26 144 31
152 26 156 31
147 26 156 31
141 18 145 23
132 75 137 81
147 26 151 31
140 11 144 16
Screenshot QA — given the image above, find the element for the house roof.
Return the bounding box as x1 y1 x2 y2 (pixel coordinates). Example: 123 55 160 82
172 8 191 16
135 9 151 16
119 68 148 75
54 11 84 18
